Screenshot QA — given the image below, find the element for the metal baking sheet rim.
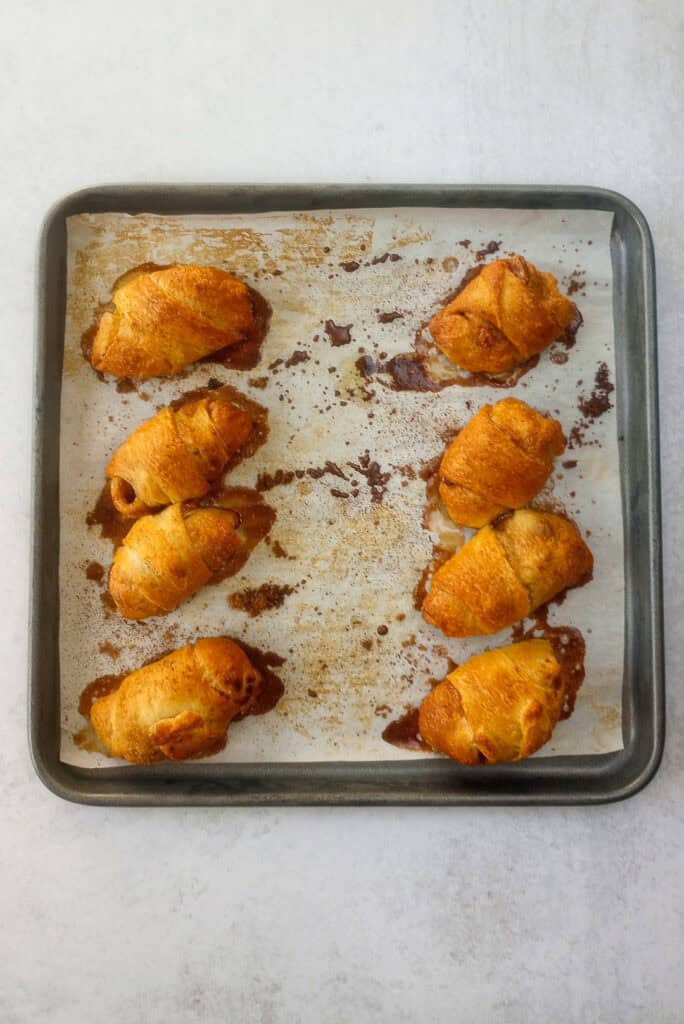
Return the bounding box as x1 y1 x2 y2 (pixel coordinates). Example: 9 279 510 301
29 183 664 806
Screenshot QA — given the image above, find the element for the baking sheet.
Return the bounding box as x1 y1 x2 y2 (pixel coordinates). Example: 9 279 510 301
59 206 623 766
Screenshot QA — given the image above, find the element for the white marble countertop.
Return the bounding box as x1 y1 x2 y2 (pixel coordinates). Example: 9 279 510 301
2 2 682 1021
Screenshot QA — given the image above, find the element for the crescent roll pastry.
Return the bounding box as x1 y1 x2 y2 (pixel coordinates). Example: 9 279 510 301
439 398 566 527
419 639 563 764
108 395 253 517
422 509 593 637
429 256 577 373
91 265 256 378
90 638 261 763
109 504 247 619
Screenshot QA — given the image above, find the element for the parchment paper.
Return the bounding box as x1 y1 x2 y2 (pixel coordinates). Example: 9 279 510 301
59 206 623 765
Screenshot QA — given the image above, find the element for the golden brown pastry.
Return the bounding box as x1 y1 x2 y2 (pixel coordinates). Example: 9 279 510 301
108 395 253 517
429 256 577 373
110 504 247 619
91 265 256 378
419 639 563 764
90 638 261 763
439 398 566 527
422 509 593 637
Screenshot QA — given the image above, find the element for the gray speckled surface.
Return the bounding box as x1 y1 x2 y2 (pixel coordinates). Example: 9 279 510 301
1 1 682 1020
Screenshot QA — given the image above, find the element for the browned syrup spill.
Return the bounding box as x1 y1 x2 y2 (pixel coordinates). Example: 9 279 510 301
511 608 587 719
234 643 286 717
413 546 453 610
324 320 353 346
85 560 105 583
381 707 430 752
78 673 124 719
86 484 133 547
474 240 502 262
98 641 121 660
200 286 272 371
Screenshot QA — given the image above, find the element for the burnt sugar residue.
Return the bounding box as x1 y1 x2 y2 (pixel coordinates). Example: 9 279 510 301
475 240 502 262
340 260 360 273
256 468 297 492
284 349 310 368
568 361 614 450
413 546 453 610
100 590 118 618
229 582 297 618
566 269 587 296
511 608 587 719
382 707 431 752
85 560 105 584
86 483 133 547
356 352 444 393
371 252 402 265
255 457 388 503
377 311 404 324
78 673 124 719
234 643 286 717
348 451 391 503
549 308 583 365
98 641 121 660
307 460 348 482
578 361 614 419
324 320 353 347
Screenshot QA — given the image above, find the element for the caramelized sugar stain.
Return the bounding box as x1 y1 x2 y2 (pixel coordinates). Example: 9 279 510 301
234 643 286 717
86 484 133 547
324 320 353 347
85 560 105 583
382 707 430 752
511 608 587 719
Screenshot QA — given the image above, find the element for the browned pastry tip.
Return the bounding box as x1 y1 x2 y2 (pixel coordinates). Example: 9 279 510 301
419 639 563 764
429 256 577 374
422 509 593 637
91 264 256 379
90 638 262 764
439 397 566 527
108 395 253 517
